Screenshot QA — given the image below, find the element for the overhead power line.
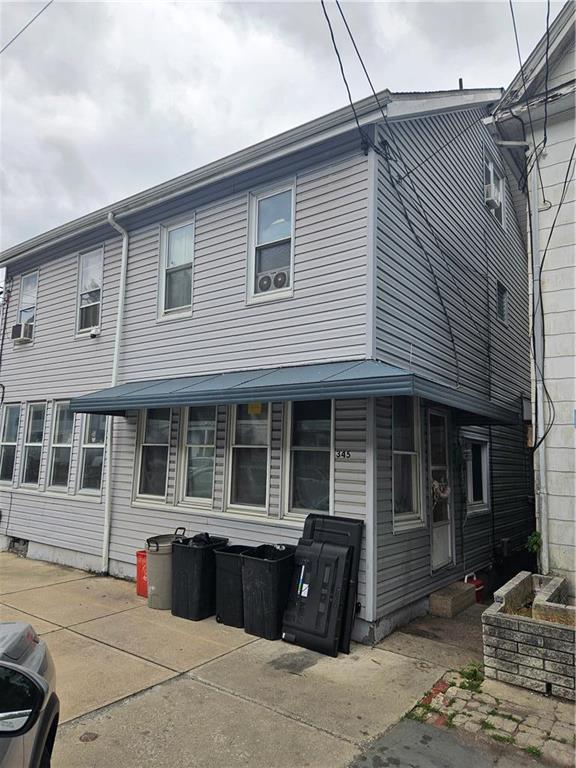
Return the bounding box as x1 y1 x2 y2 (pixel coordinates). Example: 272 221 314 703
0 0 54 56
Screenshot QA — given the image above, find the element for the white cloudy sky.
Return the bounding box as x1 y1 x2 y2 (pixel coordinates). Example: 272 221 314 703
0 0 561 250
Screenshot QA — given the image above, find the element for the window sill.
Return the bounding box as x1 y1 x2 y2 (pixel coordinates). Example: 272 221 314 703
156 309 193 324
466 504 490 517
130 498 304 529
393 516 427 534
75 329 101 340
246 288 293 306
3 486 103 502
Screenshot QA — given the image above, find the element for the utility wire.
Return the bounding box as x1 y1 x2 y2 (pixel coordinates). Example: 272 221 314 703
0 0 54 56
531 142 575 453
333 0 485 346
509 0 551 207
321 0 462 385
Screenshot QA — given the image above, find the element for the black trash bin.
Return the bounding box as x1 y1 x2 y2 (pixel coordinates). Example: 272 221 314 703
242 544 295 640
215 545 258 628
172 533 228 621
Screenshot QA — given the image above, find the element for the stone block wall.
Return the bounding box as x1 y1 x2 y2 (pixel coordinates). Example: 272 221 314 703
483 572 576 701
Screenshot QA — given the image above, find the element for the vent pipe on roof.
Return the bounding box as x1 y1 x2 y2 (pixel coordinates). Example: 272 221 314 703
459 78 464 90
100 213 129 573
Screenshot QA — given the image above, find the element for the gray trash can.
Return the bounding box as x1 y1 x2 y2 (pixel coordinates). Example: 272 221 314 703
146 527 185 610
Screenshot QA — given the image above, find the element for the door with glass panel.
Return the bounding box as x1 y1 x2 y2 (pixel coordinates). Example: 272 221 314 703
429 410 453 570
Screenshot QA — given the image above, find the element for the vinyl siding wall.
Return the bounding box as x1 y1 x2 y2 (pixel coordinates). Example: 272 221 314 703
528 54 576 594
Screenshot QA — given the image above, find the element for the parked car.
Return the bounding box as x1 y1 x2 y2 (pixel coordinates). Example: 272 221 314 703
0 623 59 768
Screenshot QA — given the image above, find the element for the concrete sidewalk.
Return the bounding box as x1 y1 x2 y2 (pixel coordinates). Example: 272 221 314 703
2 552 573 768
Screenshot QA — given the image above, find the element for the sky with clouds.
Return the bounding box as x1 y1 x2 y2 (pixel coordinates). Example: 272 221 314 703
0 0 562 250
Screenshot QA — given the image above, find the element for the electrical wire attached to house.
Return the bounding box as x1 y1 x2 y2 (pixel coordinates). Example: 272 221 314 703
0 0 54 55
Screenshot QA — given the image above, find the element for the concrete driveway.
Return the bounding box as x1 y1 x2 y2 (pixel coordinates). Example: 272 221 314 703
0 551 469 768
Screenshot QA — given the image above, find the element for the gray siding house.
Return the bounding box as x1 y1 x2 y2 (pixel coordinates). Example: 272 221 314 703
0 87 533 641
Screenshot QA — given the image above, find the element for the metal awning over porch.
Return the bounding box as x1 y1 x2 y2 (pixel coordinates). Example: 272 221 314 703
69 360 519 424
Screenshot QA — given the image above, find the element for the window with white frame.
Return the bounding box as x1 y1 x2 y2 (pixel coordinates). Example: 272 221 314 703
484 156 504 225
465 439 489 512
22 403 46 485
229 403 269 507
249 186 293 300
0 405 21 483
80 413 107 491
138 409 171 497
497 281 509 323
183 406 216 500
392 397 423 528
18 272 38 328
78 249 103 332
290 400 332 513
49 403 74 488
160 220 194 315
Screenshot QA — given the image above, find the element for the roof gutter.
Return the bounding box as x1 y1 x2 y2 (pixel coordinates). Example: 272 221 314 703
100 212 129 574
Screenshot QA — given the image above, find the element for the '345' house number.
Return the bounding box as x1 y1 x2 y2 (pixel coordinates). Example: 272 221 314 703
335 450 352 459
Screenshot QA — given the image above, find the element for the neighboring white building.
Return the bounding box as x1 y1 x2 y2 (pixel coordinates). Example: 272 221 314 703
494 1 576 594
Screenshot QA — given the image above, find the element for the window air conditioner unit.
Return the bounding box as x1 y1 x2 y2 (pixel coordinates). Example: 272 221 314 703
257 270 289 293
11 323 34 344
484 183 501 210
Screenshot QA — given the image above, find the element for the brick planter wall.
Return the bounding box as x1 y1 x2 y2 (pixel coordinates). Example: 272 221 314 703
482 572 576 701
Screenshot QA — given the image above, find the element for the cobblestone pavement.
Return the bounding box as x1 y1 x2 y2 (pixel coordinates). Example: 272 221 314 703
407 667 575 768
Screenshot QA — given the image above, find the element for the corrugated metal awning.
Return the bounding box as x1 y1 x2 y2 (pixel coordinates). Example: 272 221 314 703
69 360 519 424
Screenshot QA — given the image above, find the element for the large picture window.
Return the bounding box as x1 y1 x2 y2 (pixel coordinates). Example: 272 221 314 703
77 248 103 331
183 406 215 500
49 403 74 488
80 413 107 491
230 403 269 508
290 400 332 513
392 397 423 529
160 220 194 315
249 185 294 301
22 403 46 485
0 405 21 483
138 409 171 497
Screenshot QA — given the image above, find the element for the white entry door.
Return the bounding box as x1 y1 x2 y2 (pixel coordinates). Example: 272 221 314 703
429 411 453 570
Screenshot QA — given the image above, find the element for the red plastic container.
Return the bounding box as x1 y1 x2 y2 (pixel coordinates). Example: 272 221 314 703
136 549 148 598
464 573 484 603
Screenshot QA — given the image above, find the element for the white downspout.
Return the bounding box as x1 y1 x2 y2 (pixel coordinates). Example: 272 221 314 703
530 169 549 575
101 212 129 573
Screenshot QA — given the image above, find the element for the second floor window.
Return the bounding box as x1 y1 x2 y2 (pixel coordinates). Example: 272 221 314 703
161 221 194 315
78 249 103 331
0 405 20 483
249 186 294 301
19 272 38 328
49 403 74 488
484 157 504 226
22 403 46 485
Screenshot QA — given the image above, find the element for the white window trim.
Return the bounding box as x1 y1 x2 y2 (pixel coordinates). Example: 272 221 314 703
47 402 74 491
462 434 490 516
246 181 295 305
134 409 172 500
17 270 39 338
21 402 46 487
157 215 195 320
0 403 21 485
484 154 506 228
392 397 425 533
177 405 216 507
78 413 107 496
226 403 271 515
76 247 104 335
283 400 334 519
